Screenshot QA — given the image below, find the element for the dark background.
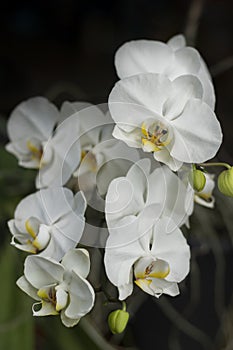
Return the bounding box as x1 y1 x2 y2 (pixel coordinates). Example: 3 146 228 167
1 1 233 350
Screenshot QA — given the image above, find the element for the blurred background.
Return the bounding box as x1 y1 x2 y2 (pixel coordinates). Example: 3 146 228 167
1 0 233 349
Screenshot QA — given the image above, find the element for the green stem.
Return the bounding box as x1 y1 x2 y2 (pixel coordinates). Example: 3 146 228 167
197 162 231 170
122 301 127 312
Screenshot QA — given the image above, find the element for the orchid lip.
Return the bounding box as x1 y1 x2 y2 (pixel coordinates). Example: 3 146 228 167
27 139 43 162
134 258 170 280
25 218 51 252
141 120 171 152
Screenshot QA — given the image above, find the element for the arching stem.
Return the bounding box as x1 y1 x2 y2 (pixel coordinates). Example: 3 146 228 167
197 162 231 170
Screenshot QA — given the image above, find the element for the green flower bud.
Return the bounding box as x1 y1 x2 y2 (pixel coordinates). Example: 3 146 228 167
189 169 206 192
218 167 233 197
108 309 129 334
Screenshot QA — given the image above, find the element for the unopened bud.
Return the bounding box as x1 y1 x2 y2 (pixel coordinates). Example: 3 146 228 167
189 169 206 192
218 167 233 197
108 309 129 334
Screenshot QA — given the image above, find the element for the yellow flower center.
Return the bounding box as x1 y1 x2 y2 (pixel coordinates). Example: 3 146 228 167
38 286 57 305
134 258 170 290
27 140 43 161
141 120 170 152
37 286 68 314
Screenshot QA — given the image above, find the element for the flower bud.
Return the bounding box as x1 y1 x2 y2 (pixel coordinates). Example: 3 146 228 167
189 169 206 192
218 167 233 197
108 309 129 334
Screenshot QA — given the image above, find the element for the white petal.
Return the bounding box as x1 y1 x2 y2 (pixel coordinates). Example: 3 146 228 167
16 276 40 300
126 158 150 206
77 151 98 177
8 219 21 236
135 277 179 297
198 59 215 109
56 288 68 311
171 47 201 78
36 187 76 224
146 167 166 205
151 218 190 283
109 73 172 130
13 188 79 257
171 48 215 109
41 212 85 261
54 204 85 242
13 187 76 231
171 99 223 163
14 192 46 229
76 169 97 195
104 217 145 298
60 101 92 123
10 229 28 245
115 40 173 79
73 191 87 216
5 140 40 169
61 248 90 278
148 166 191 227
38 234 67 261
24 255 64 289
153 148 183 171
96 155 139 197
163 75 203 119
80 127 103 151
60 310 80 327
137 205 161 250
114 36 215 111
118 283 134 301
64 271 95 319
37 116 81 188
25 217 40 238
167 34 186 51
112 125 142 147
7 97 59 142
32 224 51 251
149 279 179 297
106 177 136 224
60 103 111 168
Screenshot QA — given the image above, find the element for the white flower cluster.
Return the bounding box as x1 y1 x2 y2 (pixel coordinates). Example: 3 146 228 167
6 34 224 330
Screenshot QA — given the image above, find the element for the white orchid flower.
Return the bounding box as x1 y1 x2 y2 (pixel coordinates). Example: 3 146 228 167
115 34 215 109
104 216 190 300
106 159 193 234
8 187 86 261
61 101 136 202
108 73 222 171
17 248 95 327
6 97 59 169
60 102 114 190
6 97 82 188
62 102 114 167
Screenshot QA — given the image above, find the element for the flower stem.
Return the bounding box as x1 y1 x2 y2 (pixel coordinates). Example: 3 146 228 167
197 162 231 170
122 301 127 312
